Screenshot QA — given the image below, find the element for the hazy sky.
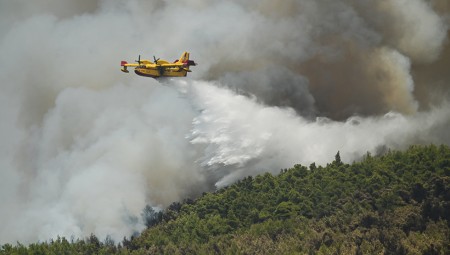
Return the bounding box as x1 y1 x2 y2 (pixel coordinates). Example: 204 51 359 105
0 0 449 244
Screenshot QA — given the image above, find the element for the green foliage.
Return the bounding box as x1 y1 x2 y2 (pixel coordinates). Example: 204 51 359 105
2 145 449 254
141 205 163 228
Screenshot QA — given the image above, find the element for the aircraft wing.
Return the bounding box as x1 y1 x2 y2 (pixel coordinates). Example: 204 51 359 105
160 63 185 67
121 60 155 67
121 61 139 67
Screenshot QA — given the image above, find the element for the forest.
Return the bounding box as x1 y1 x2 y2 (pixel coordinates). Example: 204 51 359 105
1 144 449 254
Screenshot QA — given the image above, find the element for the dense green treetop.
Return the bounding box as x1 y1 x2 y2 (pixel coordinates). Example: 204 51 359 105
2 145 449 254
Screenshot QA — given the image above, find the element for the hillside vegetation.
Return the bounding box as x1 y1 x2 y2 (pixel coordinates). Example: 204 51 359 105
2 145 449 254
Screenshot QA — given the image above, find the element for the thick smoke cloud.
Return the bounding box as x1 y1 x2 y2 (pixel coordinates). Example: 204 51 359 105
0 0 449 244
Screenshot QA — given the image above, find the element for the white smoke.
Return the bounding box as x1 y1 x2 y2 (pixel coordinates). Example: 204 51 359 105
0 0 449 244
181 80 450 187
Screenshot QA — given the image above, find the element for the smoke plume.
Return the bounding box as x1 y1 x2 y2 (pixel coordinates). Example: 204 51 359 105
0 0 449 244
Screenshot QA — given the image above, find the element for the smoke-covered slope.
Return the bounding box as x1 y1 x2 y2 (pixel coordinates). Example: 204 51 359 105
0 0 449 243
2 145 449 254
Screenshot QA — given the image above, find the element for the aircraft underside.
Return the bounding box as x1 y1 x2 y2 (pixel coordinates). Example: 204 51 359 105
134 68 187 78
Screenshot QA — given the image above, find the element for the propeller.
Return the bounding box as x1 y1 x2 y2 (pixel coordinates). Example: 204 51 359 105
135 55 141 65
153 56 160 64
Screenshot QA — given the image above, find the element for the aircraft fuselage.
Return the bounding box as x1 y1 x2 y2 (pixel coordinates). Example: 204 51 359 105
134 66 188 78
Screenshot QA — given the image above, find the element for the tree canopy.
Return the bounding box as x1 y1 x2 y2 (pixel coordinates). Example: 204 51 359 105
2 145 449 254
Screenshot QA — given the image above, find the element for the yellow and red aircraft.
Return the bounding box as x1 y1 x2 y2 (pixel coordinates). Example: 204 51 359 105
120 52 197 78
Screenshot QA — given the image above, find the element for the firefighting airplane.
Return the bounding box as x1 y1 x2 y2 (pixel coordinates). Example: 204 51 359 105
120 51 197 78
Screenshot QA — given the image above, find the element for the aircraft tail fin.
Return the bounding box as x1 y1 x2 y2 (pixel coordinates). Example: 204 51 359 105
178 52 189 63
176 52 197 66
